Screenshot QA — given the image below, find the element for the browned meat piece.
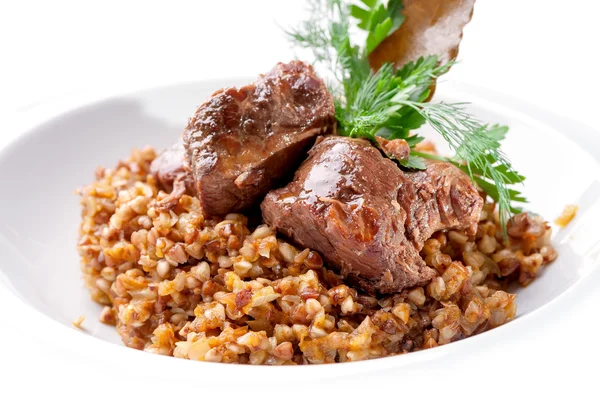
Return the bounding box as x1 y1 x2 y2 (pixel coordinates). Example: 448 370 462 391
150 139 195 210
261 136 483 294
398 161 483 242
183 61 336 216
375 136 410 162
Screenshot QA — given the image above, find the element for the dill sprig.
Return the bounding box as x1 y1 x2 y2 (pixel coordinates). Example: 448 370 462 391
287 0 369 93
287 0 526 230
407 102 526 227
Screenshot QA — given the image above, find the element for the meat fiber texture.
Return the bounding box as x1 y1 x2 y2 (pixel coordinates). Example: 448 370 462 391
182 60 336 216
262 136 483 294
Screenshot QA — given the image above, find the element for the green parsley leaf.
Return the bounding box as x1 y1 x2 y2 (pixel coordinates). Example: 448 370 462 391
350 0 405 54
399 152 427 170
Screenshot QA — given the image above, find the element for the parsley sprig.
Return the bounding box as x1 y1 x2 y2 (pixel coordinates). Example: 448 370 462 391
350 0 405 54
287 0 526 230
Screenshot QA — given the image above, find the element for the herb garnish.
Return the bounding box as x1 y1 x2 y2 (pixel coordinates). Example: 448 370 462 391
288 0 526 230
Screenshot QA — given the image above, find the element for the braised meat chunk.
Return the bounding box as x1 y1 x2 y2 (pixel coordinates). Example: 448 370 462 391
375 136 410 162
149 138 195 210
183 61 336 216
261 136 483 294
399 161 483 243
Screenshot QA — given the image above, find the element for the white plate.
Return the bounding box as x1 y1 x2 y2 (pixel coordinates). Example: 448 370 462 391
1 79 599 382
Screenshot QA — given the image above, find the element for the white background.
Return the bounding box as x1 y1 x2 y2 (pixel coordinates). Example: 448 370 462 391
1 0 599 397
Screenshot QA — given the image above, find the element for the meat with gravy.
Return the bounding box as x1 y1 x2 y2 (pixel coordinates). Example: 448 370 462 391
261 136 483 294
181 61 336 216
